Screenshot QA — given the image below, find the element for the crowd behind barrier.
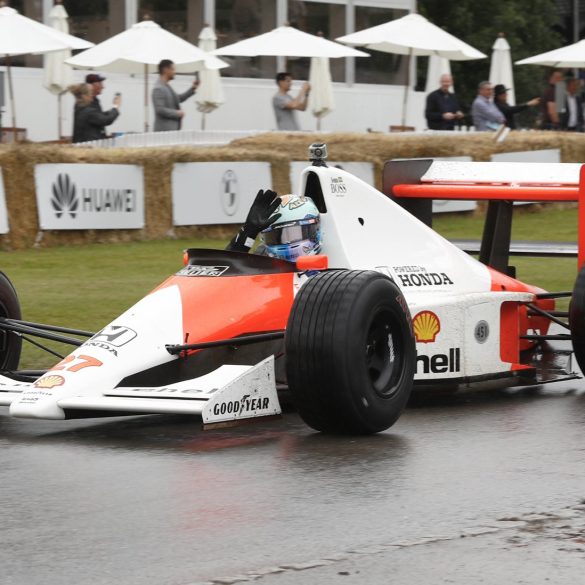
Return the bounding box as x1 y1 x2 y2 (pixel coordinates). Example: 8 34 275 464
0 131 583 250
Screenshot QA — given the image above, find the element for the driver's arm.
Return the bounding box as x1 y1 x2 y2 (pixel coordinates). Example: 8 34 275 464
227 190 282 253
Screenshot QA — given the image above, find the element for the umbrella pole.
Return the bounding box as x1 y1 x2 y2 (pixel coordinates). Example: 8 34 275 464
317 117 321 132
144 63 149 133
201 113 206 131
57 93 62 140
5 55 17 140
400 48 412 128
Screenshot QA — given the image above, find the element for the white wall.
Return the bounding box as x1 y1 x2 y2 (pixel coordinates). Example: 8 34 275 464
1 66 426 141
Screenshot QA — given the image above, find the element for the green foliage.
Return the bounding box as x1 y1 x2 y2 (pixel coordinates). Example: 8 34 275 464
418 0 562 124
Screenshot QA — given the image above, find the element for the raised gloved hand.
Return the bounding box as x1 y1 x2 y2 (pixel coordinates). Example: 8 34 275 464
227 189 282 253
243 189 282 235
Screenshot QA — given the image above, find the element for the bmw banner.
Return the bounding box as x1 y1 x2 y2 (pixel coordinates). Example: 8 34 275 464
34 164 145 230
172 162 272 226
0 169 9 234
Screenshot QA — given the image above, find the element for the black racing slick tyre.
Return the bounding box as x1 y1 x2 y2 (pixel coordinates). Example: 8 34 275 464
569 263 585 374
0 272 22 371
285 270 415 435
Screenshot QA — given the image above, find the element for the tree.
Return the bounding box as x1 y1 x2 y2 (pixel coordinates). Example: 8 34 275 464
418 0 562 124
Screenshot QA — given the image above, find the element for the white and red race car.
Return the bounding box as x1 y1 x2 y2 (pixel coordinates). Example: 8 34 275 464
0 144 583 434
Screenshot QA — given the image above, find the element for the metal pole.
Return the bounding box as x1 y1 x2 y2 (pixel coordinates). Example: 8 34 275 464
144 62 149 132
57 92 62 139
574 0 579 78
400 48 412 127
5 55 17 139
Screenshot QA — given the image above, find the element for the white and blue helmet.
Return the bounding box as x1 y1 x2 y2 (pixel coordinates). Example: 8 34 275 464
261 195 321 262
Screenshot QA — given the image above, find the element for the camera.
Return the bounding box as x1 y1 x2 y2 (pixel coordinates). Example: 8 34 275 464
309 143 328 166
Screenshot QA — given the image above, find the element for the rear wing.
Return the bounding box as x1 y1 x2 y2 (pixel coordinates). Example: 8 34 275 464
383 159 584 274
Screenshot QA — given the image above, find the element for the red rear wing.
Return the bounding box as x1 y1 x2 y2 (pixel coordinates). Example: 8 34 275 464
383 159 584 271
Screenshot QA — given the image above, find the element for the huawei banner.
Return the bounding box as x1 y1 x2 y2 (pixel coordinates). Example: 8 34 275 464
0 169 9 234
35 164 145 230
172 162 272 225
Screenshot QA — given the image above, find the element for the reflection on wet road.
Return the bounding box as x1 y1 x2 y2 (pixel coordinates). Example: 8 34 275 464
2 382 585 585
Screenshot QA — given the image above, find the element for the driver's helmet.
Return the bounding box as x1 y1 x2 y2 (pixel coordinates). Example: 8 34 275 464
260 195 321 262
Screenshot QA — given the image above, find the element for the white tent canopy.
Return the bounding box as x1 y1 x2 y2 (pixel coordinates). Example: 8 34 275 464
214 25 368 58
489 34 515 105
336 13 486 60
0 5 92 56
337 12 485 126
66 19 227 73
516 39 585 67
0 5 93 134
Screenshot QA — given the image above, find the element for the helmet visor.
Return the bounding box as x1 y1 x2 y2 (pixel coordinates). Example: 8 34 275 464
262 221 320 246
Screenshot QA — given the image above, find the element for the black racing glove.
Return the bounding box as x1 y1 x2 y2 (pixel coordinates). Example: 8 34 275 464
227 190 282 252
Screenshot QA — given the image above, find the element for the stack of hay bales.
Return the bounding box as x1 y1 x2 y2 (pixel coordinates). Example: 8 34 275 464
0 131 583 250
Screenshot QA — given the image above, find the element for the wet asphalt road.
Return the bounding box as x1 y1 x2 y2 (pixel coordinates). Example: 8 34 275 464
2 381 585 585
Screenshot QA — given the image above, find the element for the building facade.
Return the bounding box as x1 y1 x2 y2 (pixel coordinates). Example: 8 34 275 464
2 0 422 140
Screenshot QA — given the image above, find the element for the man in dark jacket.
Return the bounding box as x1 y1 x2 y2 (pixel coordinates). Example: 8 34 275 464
425 74 464 130
560 77 584 132
71 83 120 144
494 84 540 130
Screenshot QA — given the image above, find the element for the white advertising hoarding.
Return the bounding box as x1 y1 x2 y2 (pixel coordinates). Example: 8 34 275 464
172 162 272 225
290 161 375 195
35 164 145 230
0 169 9 234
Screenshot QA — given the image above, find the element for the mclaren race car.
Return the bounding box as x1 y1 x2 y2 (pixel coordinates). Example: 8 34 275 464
1 144 584 434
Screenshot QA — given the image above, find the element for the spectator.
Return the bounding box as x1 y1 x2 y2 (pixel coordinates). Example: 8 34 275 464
152 59 199 132
425 74 464 130
86 73 107 112
70 83 120 144
273 72 310 131
494 84 540 130
560 77 584 132
471 81 505 131
541 69 563 130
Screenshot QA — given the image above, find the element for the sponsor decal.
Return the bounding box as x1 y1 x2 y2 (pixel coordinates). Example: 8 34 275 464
90 326 137 348
416 348 461 374
474 320 489 344
330 176 347 195
220 170 239 216
177 265 229 277
51 354 103 373
51 173 137 218
392 265 454 288
212 395 270 417
52 173 79 218
34 374 65 389
413 311 441 343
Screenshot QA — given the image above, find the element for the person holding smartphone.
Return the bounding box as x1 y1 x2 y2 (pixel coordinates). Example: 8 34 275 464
152 59 200 132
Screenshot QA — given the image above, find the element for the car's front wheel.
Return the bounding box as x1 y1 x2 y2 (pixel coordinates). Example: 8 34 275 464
285 270 415 434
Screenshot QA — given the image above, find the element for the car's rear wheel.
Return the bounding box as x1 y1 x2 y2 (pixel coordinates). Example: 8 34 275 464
285 270 415 434
569 263 585 374
0 272 22 371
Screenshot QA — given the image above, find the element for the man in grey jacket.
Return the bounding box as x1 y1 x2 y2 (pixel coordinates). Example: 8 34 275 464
152 59 199 132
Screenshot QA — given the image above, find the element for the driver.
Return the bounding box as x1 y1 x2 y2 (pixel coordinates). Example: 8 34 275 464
227 189 321 261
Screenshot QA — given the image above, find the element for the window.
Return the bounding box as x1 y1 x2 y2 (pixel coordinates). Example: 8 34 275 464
354 6 408 85
287 1 346 83
65 0 113 44
215 0 276 79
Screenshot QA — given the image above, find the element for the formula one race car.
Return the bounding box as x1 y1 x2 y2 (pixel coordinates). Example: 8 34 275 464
1 144 584 434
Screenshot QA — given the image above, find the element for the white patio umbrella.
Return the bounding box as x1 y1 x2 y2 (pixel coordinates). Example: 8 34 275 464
309 57 334 130
214 25 368 58
489 34 515 105
43 3 75 139
0 5 93 134
66 19 228 131
425 55 451 94
196 26 225 130
515 39 585 67
337 13 486 126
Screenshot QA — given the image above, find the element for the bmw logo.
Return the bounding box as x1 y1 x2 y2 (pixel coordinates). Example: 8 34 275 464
220 170 239 217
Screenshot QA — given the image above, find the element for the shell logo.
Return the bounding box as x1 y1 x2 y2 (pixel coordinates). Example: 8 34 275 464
412 311 441 343
33 375 65 389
